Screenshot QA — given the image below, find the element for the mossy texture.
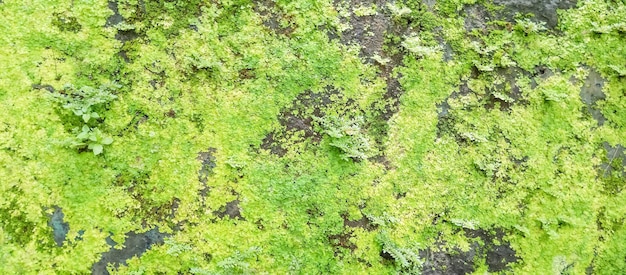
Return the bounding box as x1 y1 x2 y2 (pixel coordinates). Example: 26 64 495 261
0 0 625 274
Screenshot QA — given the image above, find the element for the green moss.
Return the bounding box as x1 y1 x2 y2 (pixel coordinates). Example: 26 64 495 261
1 0 626 273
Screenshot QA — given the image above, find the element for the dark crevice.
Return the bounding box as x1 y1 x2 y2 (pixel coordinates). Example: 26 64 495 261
32 84 56 93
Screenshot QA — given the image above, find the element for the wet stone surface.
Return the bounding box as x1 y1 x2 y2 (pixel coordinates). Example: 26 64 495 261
252 0 296 36
416 228 519 274
343 214 378 231
333 0 408 103
261 89 339 156
197 148 217 209
92 227 170 275
465 0 577 31
197 148 217 184
493 0 577 29
465 229 519 272
48 206 69 247
330 0 414 163
580 68 607 125
214 199 244 220
336 0 391 61
600 142 626 193
105 1 123 27
420 245 479 275
463 4 495 32
106 1 140 44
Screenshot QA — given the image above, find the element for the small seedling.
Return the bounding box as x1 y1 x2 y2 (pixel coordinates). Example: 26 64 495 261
49 82 119 155
72 125 114 155
52 83 119 123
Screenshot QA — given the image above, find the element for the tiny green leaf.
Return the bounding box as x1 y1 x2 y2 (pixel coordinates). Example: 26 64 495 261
77 132 89 140
91 144 103 155
101 136 113 145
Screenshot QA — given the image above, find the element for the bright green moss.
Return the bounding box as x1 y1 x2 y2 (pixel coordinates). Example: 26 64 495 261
1 0 626 273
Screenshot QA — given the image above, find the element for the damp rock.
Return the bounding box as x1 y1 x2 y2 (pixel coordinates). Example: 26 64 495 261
105 1 123 27
261 89 339 156
580 68 607 125
48 206 69 247
599 142 626 194
197 148 217 184
252 0 296 36
106 0 140 42
215 199 244 220
464 0 577 31
92 227 170 275
464 4 494 32
420 245 478 275
337 0 390 60
493 0 577 29
465 228 520 272
343 214 377 231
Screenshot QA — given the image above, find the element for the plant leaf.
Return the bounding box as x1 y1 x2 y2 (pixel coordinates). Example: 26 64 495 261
91 144 103 155
77 132 89 139
101 137 113 145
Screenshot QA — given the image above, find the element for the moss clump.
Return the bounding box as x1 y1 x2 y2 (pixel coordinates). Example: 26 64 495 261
1 0 626 274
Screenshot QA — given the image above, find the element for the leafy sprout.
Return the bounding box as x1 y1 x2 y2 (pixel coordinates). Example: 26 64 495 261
51 83 119 123
49 82 119 155
72 126 114 155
